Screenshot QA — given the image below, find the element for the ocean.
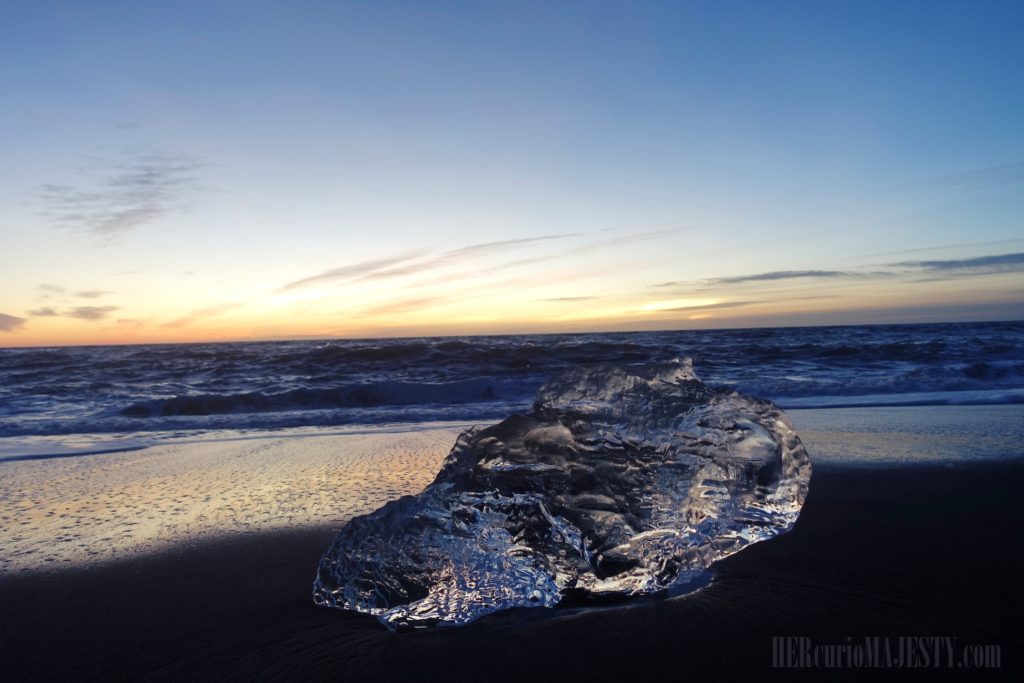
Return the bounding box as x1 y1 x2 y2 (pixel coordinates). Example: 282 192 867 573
1 321 1022 458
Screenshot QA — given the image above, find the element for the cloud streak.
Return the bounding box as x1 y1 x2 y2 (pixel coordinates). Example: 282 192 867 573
653 270 855 289
896 161 1024 192
657 300 758 312
64 306 119 321
26 304 122 321
279 253 421 291
357 236 580 283
706 270 851 285
896 252 1024 272
850 238 1024 261
162 302 244 328
485 227 687 276
355 296 445 316
652 251 1024 294
280 235 576 292
36 283 66 299
36 152 203 241
0 313 27 332
442 235 575 260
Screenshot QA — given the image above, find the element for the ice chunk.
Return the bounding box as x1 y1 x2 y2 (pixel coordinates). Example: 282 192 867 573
313 359 811 629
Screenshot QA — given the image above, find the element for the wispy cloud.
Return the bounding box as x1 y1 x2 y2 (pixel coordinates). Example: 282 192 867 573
358 259 447 281
36 152 203 241
493 227 687 274
359 236 579 283
707 270 851 285
849 238 1024 262
653 251 1024 295
64 306 119 321
895 161 1024 192
0 313 27 332
539 296 598 302
657 300 758 312
35 284 112 302
280 235 576 292
27 304 125 321
36 283 66 298
279 253 421 291
653 269 864 290
355 296 444 316
442 235 574 260
896 252 1024 272
161 302 243 328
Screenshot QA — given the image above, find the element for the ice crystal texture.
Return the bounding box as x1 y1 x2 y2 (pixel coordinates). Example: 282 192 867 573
313 359 811 629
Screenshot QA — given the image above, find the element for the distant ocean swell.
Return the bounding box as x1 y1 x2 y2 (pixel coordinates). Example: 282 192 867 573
0 321 1021 440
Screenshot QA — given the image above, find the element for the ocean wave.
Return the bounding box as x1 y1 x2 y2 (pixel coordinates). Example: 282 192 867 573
119 378 538 418
0 402 524 438
724 360 1024 400
1 321 1022 440
775 388 1024 409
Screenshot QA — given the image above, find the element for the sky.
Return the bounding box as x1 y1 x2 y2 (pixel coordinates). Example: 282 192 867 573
1 0 1022 347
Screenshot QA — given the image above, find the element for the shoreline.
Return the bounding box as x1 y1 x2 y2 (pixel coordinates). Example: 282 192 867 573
3 401 1022 463
2 405 1023 575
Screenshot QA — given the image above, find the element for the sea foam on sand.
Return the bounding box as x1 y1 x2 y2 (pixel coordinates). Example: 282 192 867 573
0 425 466 574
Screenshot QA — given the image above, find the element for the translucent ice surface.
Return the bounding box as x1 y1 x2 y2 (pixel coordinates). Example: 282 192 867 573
313 359 811 629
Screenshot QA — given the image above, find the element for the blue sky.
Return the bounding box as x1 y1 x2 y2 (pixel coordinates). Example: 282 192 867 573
1 1 1022 345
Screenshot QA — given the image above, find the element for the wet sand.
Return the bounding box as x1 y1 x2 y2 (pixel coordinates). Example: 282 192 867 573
1 408 1023 680
0 425 466 573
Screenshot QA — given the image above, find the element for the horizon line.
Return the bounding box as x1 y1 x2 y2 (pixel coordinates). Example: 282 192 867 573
2 317 1020 351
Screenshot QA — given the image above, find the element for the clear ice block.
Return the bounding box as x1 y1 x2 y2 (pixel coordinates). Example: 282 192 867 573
314 359 811 629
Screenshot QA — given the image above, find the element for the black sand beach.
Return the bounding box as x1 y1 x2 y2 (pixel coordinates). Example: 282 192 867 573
2 456 1022 681
3 0 1023 677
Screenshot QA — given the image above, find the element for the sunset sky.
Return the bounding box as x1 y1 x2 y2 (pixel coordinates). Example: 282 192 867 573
2 1 1022 347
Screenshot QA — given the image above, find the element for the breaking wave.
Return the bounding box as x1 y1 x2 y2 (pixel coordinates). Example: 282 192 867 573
119 378 534 418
